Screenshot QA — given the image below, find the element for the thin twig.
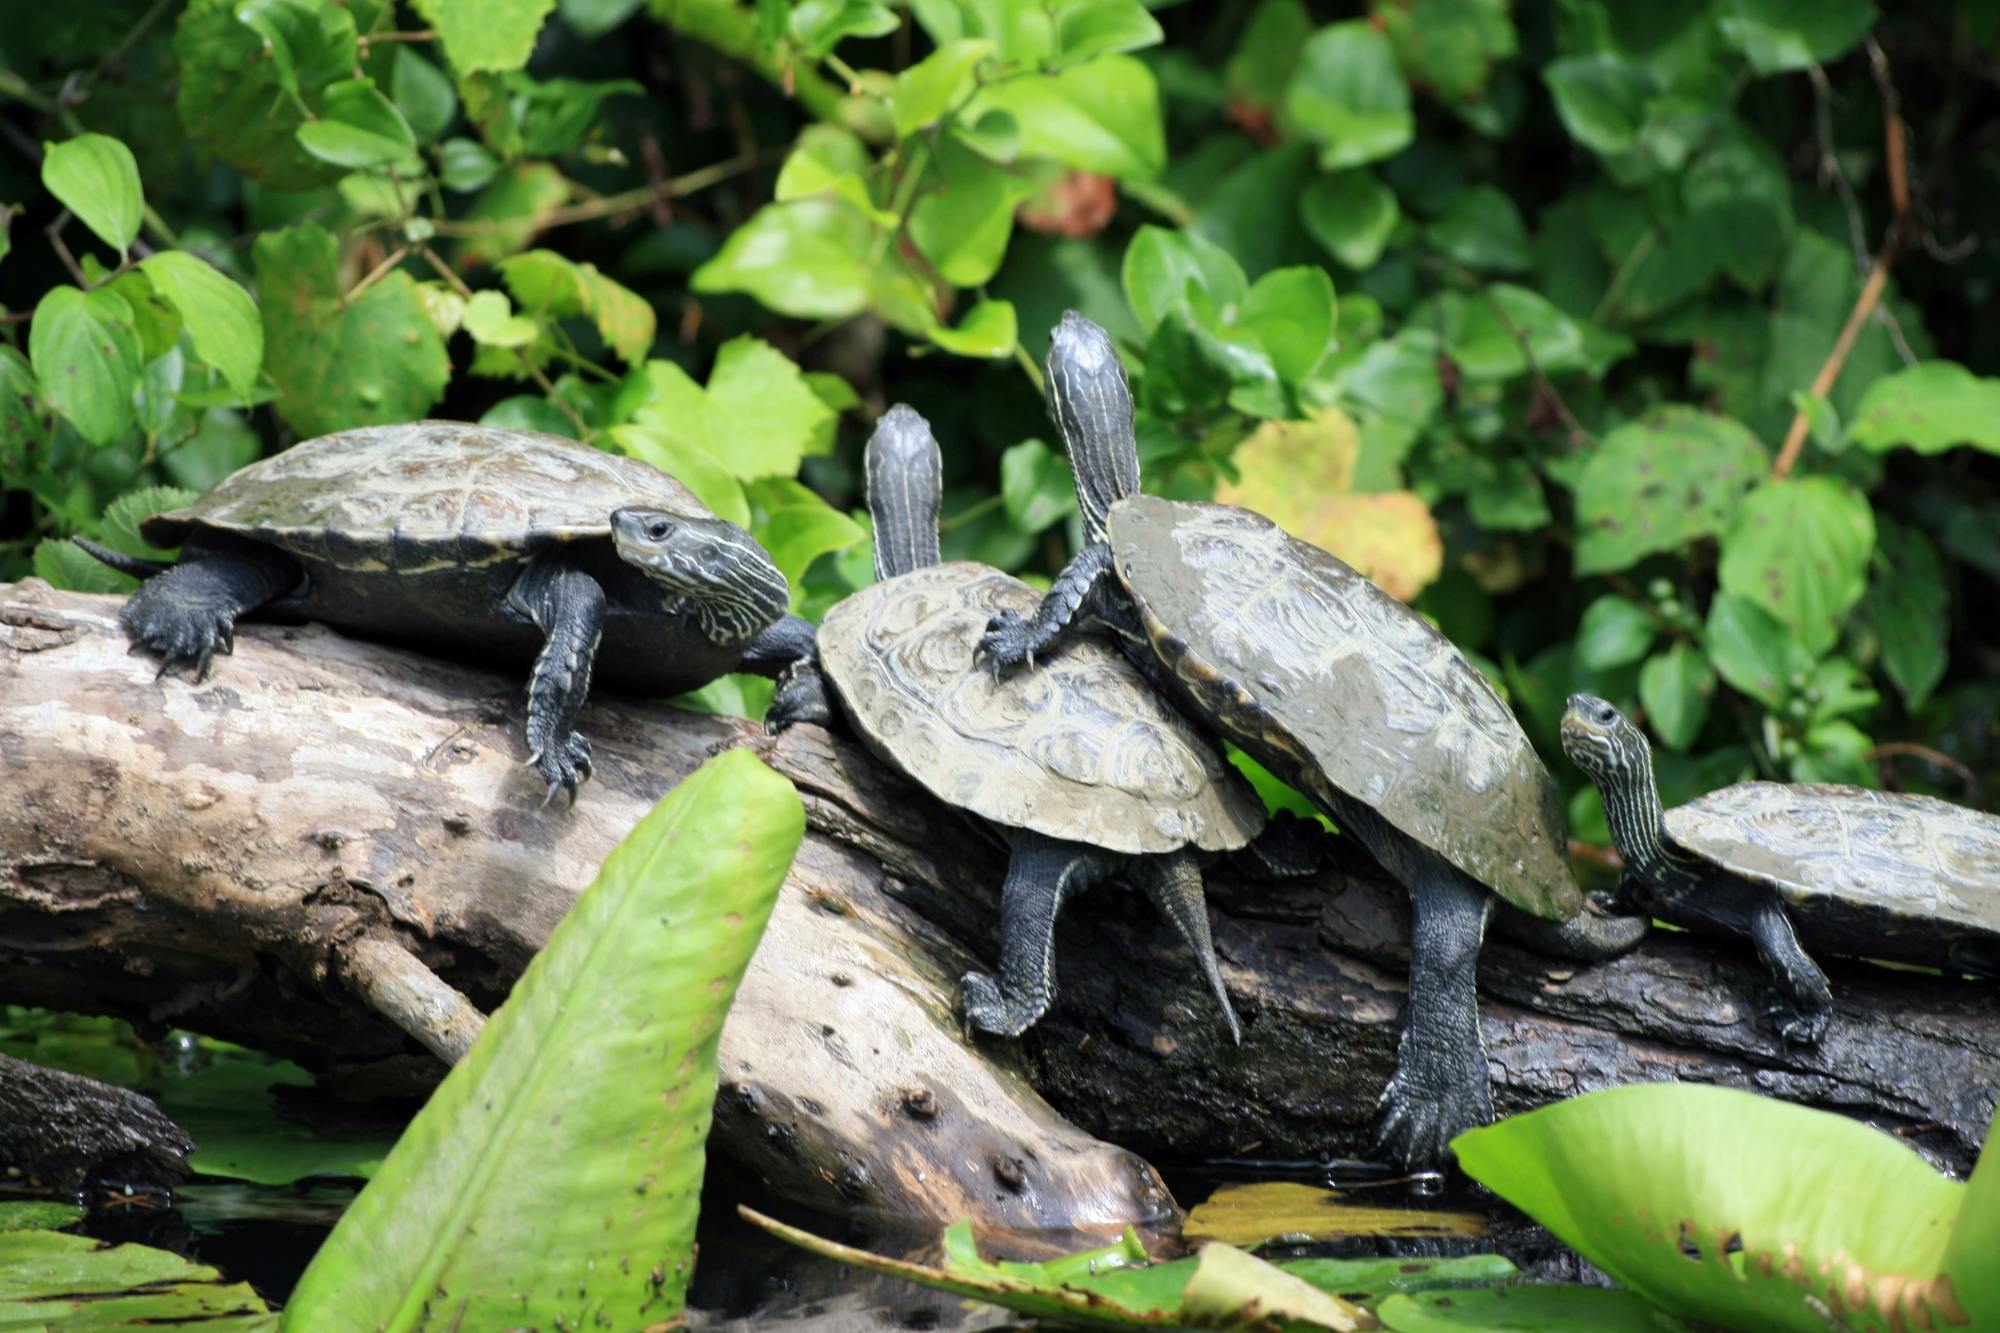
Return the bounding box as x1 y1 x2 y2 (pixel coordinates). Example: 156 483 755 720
355 29 438 46
1867 741 1979 793
343 244 412 304
1434 261 1598 449
426 151 775 237
44 213 88 287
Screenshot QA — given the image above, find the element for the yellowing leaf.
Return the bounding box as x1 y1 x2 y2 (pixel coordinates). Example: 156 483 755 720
1181 1243 1374 1332
1183 1181 1486 1249
1215 409 1443 599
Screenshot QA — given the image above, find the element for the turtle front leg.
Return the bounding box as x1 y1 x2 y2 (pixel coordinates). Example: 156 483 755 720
1134 852 1242 1043
735 613 818 677
765 656 836 734
977 542 1115 673
1378 864 1495 1169
507 557 609 808
961 832 1113 1037
98 541 300 683
1748 896 1833 1044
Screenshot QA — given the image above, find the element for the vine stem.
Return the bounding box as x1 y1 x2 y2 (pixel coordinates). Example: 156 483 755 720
1771 35 1911 482
426 151 776 237
417 244 593 440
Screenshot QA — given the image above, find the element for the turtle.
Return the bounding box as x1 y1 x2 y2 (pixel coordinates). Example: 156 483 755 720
1562 693 2000 1041
974 311 1648 1165
75 420 810 805
768 404 1313 1042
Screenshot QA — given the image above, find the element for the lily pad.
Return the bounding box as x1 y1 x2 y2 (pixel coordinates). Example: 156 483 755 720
0 1230 274 1327
1183 1182 1486 1249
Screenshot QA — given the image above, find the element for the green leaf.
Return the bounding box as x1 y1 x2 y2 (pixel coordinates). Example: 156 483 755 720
155 1047 395 1184
1225 0 1311 110
1792 718 1876 785
892 38 994 137
1681 124 1794 290
1054 0 1163 67
28 285 142 447
102 485 200 560
480 394 578 437
1543 54 1651 156
391 48 458 142
1426 184 1530 273
1455 1083 1966 1333
411 0 556 72
437 136 501 192
1718 0 1877 75
776 125 897 226
966 55 1165 180
1860 517 1948 714
1238 266 1336 390
926 298 1020 359
1718 477 1874 658
35 537 136 594
453 162 571 268
1373 0 1518 102
707 337 839 475
41 134 144 255
137 252 265 399
1442 284 1628 382
1571 406 1766 576
1300 170 1400 270
174 0 353 190
0 1231 274 1327
0 1201 85 1232
1703 592 1811 711
461 289 539 347
691 200 873 320
163 408 262 491
558 0 645 37
1576 595 1656 670
1000 438 1078 533
1282 21 1414 170
908 139 1030 286
1848 361 2000 456
1638 642 1715 751
285 750 801 1328
1378 1284 1694 1330
759 503 867 596
254 221 450 438
1122 225 1247 336
1944 1106 2000 1326
297 78 418 168
611 420 751 526
788 0 900 59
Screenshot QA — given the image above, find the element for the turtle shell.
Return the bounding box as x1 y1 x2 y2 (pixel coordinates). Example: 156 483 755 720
141 420 711 572
1666 783 2000 931
818 561 1265 856
1108 495 1578 919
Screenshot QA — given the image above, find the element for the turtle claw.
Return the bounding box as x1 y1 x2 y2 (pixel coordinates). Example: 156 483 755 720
959 970 1042 1037
1771 1005 1829 1046
530 731 593 810
122 586 235 684
977 610 1035 677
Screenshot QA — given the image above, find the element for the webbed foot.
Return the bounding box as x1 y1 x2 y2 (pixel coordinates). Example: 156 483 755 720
1772 1005 1829 1046
122 584 236 683
1375 1029 1494 1169
530 731 594 808
959 970 1047 1037
766 658 833 734
976 609 1035 676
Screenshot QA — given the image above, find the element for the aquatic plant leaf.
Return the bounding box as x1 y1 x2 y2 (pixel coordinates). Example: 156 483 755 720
0 1230 274 1326
1377 1283 1694 1329
1942 1101 2000 1325
1453 1083 1968 1332
283 750 802 1330
0 1201 84 1231
1183 1181 1485 1248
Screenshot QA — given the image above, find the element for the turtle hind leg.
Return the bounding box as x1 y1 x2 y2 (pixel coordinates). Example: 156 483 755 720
1493 899 1648 961
977 541 1115 673
1748 895 1833 1044
961 832 1112 1038
507 556 609 808
1378 860 1495 1169
108 542 300 682
1135 852 1241 1043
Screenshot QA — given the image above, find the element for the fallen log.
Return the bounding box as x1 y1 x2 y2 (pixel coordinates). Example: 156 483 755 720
0 1051 194 1193
2 582 1993 1225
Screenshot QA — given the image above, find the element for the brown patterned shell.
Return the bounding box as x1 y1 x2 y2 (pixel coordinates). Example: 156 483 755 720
1667 783 2000 928
818 562 1266 856
1109 495 1580 919
140 420 711 571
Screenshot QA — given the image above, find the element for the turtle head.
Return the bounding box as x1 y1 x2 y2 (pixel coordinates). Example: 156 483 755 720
1560 693 1652 789
865 404 943 581
1045 310 1140 544
612 507 788 646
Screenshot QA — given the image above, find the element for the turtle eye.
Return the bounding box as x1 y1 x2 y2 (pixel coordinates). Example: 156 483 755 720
647 520 672 541
1597 704 1617 724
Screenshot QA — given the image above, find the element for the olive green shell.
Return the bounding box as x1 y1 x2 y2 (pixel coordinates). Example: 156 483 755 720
140 420 712 570
1108 495 1580 919
817 562 1266 856
1667 783 2000 927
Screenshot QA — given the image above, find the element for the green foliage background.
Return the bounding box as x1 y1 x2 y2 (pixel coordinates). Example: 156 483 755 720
2 0 1997 841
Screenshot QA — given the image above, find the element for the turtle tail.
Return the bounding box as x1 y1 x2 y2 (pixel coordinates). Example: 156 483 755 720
72 536 172 580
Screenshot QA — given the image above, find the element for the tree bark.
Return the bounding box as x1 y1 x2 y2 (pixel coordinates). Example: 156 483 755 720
0 1051 194 1194
2 582 1993 1230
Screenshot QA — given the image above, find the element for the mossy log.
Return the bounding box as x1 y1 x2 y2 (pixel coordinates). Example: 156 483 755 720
1 582 1992 1232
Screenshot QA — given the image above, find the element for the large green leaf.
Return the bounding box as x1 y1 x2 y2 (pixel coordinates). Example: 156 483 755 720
412 0 556 71
496 249 656 363
296 78 418 168
692 199 873 320
254 221 450 438
1373 0 1517 102
907 138 1031 287
614 340 836 491
1572 406 1766 575
967 55 1165 180
1718 0 1876 75
1861 518 1948 714
1718 477 1874 658
1122 225 1246 335
0 1231 275 1328
284 750 802 1329
28 285 142 447
1300 170 1400 271
41 134 144 256
1703 593 1811 712
137 253 264 398
891 38 993 137
1576 595 1657 670
1378 1285 1693 1330
1283 21 1413 169
1426 185 1530 272
1453 1083 1967 1333
174 0 354 190
1637 642 1715 751
1238 266 1336 390
1054 0 1163 66
1848 361 2000 456
1943 1105 2000 1325
1542 54 1651 156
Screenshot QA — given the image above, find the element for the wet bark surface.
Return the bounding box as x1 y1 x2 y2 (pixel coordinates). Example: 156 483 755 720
0 1050 194 1193
2 581 1992 1230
